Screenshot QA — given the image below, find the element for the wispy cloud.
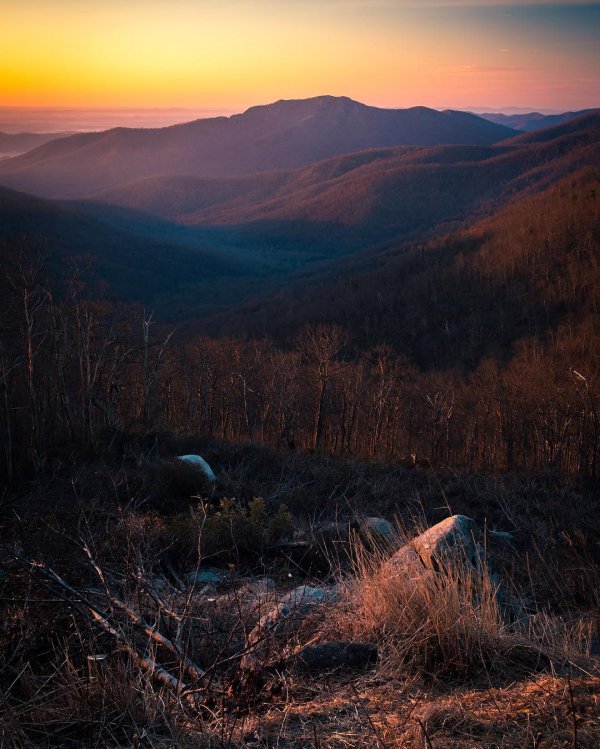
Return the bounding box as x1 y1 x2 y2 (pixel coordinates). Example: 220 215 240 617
433 64 525 74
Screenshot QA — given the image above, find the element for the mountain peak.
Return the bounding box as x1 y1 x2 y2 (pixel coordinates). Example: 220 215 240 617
0 96 516 199
238 94 367 119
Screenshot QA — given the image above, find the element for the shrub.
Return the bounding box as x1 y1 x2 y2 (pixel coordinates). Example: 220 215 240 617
199 497 294 562
151 459 215 512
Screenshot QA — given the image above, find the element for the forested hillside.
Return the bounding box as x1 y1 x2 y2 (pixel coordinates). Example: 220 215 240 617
1 169 598 482
206 169 600 368
93 119 600 230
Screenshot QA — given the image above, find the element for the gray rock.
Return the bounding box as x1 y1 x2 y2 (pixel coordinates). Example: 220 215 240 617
311 520 352 543
187 567 228 586
279 642 377 673
383 515 525 619
361 516 399 545
176 454 216 483
387 515 485 575
489 530 515 542
278 585 330 608
311 516 399 547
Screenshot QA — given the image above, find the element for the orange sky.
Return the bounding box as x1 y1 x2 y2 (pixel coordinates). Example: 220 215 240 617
1 1 599 113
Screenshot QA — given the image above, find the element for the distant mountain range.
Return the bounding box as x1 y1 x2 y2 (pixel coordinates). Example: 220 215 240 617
0 96 516 199
93 113 600 241
479 108 596 132
0 131 74 158
0 99 598 324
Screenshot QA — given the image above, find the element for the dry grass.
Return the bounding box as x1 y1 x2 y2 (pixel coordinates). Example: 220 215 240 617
238 672 600 748
333 561 507 678
324 528 596 682
1 537 598 748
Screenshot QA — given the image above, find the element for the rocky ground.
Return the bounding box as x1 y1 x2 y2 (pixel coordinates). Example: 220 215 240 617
1 442 599 747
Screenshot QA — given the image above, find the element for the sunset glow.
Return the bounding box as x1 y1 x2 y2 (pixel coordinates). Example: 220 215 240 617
1 1 599 114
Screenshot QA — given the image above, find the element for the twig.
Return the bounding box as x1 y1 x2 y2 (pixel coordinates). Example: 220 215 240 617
415 716 434 749
349 682 388 749
1 545 203 700
313 722 321 748
566 673 579 749
83 543 206 683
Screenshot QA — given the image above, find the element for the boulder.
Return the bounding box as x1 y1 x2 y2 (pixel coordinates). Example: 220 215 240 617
311 520 352 543
386 515 485 575
310 516 399 546
176 454 216 483
187 567 228 586
279 641 377 673
382 515 526 618
360 516 399 546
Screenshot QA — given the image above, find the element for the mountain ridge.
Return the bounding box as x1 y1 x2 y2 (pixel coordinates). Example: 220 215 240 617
92 117 600 236
480 108 597 132
0 130 75 158
0 96 516 199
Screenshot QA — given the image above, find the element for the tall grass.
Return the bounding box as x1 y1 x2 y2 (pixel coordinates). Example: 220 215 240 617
329 533 506 677
327 527 597 681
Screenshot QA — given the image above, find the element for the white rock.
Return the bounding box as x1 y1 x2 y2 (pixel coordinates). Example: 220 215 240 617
176 454 216 483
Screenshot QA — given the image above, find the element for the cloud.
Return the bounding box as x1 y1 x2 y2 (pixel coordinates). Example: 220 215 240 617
433 64 525 74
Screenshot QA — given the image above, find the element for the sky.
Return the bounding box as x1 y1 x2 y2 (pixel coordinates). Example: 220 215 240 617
1 1 599 123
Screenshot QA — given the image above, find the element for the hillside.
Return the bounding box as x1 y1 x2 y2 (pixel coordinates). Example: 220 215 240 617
1 113 596 323
203 167 600 370
503 110 600 144
0 96 515 199
0 186 245 303
0 130 73 158
93 119 600 247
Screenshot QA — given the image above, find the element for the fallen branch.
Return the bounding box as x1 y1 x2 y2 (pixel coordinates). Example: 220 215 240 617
1 545 205 700
82 543 206 683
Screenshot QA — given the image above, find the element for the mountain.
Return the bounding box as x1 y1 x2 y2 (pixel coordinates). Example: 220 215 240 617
0 96 516 199
1 108 597 323
502 110 600 145
92 117 600 249
479 108 596 132
0 131 73 158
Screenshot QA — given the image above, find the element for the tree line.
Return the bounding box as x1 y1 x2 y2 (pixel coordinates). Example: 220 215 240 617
1 249 598 484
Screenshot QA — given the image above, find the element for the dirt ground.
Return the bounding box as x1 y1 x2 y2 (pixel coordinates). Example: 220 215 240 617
234 673 600 748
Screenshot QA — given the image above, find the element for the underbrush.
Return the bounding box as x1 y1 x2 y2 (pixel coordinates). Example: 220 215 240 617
0 438 599 747
105 496 294 570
